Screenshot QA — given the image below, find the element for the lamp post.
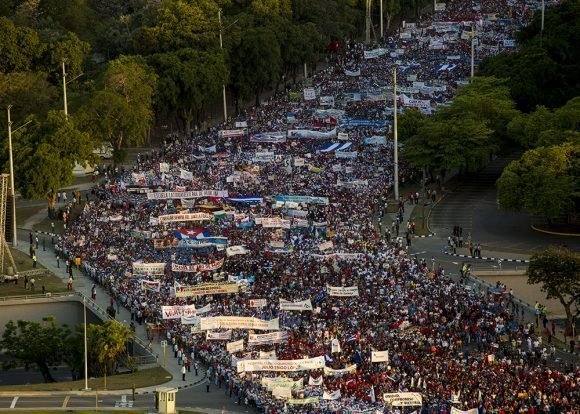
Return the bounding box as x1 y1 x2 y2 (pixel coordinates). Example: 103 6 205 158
218 10 228 122
6 106 31 248
62 60 84 120
392 67 399 202
84 296 89 390
470 26 477 81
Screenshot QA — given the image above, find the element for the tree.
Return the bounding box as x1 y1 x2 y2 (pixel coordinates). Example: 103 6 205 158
382 0 400 31
230 27 281 107
398 108 425 142
78 56 156 160
12 110 95 215
0 317 68 383
89 320 135 388
149 48 227 135
479 0 580 111
527 247 580 334
496 142 578 220
43 31 91 78
0 17 44 73
0 71 58 130
402 114 493 181
132 0 220 55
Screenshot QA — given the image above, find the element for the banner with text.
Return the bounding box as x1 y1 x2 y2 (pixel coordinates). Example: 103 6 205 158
237 356 325 373
147 190 229 200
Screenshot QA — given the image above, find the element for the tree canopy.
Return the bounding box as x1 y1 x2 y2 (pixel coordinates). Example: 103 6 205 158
527 247 580 332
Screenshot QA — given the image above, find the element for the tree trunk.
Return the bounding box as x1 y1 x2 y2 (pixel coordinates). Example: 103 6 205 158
562 300 575 336
46 193 57 219
38 362 55 383
386 13 393 30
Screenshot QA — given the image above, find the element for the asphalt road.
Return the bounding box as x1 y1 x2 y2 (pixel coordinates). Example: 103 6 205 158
429 155 580 253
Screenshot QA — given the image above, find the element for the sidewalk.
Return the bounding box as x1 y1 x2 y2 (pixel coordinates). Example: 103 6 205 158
443 247 531 263
13 228 206 395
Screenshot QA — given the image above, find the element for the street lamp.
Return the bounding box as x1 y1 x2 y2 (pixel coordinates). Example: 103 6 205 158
62 60 84 120
6 106 32 248
392 67 399 202
83 296 89 390
470 26 478 81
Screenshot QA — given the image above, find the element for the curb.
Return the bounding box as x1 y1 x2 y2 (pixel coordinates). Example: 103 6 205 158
412 232 436 238
443 250 530 263
425 194 446 235
0 376 207 397
530 225 580 237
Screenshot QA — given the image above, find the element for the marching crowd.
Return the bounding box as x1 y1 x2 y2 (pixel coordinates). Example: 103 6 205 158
57 0 578 413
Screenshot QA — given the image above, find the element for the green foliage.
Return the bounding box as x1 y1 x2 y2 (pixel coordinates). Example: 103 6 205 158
496 142 578 219
149 48 227 133
12 110 95 208
230 27 281 105
0 16 44 73
398 108 426 142
0 71 58 130
507 97 580 148
89 320 135 376
0 316 69 383
43 31 91 78
527 247 580 331
78 56 156 150
401 77 515 178
133 0 220 55
479 0 580 111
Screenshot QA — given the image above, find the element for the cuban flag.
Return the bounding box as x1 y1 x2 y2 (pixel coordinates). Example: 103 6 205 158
173 228 210 239
315 142 353 152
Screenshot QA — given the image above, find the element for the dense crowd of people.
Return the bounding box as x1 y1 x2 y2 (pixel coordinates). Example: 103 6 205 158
57 0 578 412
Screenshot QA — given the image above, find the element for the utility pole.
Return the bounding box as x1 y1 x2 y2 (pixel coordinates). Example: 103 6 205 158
540 0 545 47
6 106 17 247
218 10 227 122
84 296 89 390
470 26 477 81
380 0 384 38
62 61 68 118
392 67 399 202
365 0 372 44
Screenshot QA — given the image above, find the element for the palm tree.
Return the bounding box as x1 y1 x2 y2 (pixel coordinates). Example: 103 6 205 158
90 320 134 389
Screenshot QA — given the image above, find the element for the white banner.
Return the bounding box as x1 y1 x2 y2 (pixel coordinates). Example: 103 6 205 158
364 48 387 59
318 241 333 251
237 356 324 373
451 408 478 414
248 331 289 346
159 163 169 172
199 316 279 331
331 338 341 353
304 88 316 100
344 69 361 76
279 299 313 311
161 305 197 320
322 390 341 400
235 121 248 128
320 96 335 106
259 350 277 360
180 315 200 325
294 157 305 167
383 393 423 407
226 245 250 257
226 339 245 353
180 169 193 180
198 145 217 153
258 218 291 229
147 190 229 200
249 298 267 308
287 396 319 405
158 212 213 223
371 350 389 362
262 377 303 390
175 282 239 297
132 172 145 183
434 2 446 11
327 286 359 297
141 280 161 292
133 262 165 275
323 364 357 376
219 129 245 138
309 376 323 386
272 387 292 399
206 330 232 340
172 259 224 273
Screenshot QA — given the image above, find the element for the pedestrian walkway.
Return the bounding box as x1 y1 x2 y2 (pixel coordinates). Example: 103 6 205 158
13 228 205 394
443 247 531 263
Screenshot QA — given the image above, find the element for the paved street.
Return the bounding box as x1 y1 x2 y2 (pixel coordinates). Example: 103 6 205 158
429 155 579 253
